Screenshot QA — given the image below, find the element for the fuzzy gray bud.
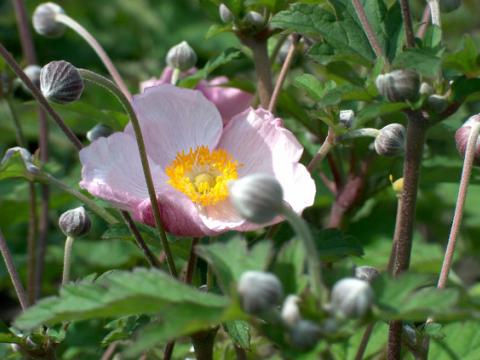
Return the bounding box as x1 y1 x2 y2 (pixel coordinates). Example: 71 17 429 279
339 109 355 129
166 41 197 72
419 82 433 96
32 2 66 38
376 70 420 103
439 0 461 13
229 173 284 224
374 123 406 157
427 94 448 113
331 278 374 318
219 4 233 23
281 295 301 326
242 11 266 33
354 266 379 283
22 65 42 90
455 115 480 165
40 60 84 104
289 320 322 350
238 271 283 315
58 206 91 237
86 124 114 142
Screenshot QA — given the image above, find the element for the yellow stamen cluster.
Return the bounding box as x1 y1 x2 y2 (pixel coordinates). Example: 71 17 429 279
165 146 240 206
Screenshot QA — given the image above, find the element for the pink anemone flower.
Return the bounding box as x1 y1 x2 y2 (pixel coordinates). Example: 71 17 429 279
140 67 253 124
79 85 315 237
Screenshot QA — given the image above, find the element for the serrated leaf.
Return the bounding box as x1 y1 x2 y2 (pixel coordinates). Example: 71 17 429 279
272 2 374 65
15 268 229 330
196 236 272 293
429 321 480 359
443 35 480 77
393 48 442 77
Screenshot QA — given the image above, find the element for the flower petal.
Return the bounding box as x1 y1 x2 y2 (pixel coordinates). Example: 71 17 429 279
137 189 216 237
129 84 223 168
79 133 164 212
202 76 253 124
218 108 315 215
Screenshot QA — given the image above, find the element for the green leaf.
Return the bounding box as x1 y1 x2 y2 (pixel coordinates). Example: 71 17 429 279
0 322 23 345
357 102 408 126
224 320 251 349
393 48 442 77
273 238 307 294
429 321 480 359
179 48 244 88
443 35 480 76
314 228 363 262
0 148 37 182
15 268 229 330
271 2 374 65
450 76 480 102
196 236 272 293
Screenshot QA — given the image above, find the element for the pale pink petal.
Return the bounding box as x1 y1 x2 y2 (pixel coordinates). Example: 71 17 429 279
217 108 315 217
79 133 164 212
202 76 253 124
128 85 223 168
199 199 245 232
137 189 217 237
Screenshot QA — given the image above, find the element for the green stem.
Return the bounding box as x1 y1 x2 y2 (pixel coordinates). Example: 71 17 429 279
281 206 325 303
61 236 74 286
78 69 177 277
38 173 117 224
55 13 131 99
307 127 336 172
171 68 180 85
338 128 380 141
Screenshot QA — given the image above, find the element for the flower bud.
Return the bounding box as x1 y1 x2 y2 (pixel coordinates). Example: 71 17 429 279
289 320 321 350
1 147 39 174
439 0 461 13
242 11 266 32
375 70 420 103
40 60 84 104
419 82 434 96
354 266 379 283
22 65 42 90
219 4 233 23
427 94 448 113
455 115 480 164
339 109 355 129
281 295 301 326
58 206 91 237
166 41 197 72
374 123 406 157
238 270 283 315
86 124 114 142
229 173 284 224
32 2 66 38
330 278 374 318
390 175 404 196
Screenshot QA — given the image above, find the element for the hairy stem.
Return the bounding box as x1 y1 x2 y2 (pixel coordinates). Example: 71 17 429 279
438 120 480 288
352 0 387 61
0 42 83 150
268 35 298 113
241 35 273 108
417 5 431 39
79 69 177 277
355 323 375 360
388 112 428 360
307 127 335 172
400 0 416 48
55 13 131 99
11 0 51 303
61 236 74 286
0 229 29 311
282 206 325 303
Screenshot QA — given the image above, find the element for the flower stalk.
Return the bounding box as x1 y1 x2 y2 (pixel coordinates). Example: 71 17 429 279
307 127 336 172
78 69 177 277
400 0 416 48
61 236 74 286
54 12 131 99
0 229 29 311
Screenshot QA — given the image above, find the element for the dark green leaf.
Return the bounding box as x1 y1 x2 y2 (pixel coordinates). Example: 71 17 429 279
357 102 408 126
429 321 480 359
443 35 480 76
273 238 307 294
314 228 363 261
451 76 480 102
224 320 251 349
393 48 442 77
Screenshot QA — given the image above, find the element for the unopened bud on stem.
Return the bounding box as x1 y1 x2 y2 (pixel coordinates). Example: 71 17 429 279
281 295 301 326
219 4 233 23
354 266 379 283
40 60 84 104
330 278 374 318
238 270 283 315
166 41 197 72
86 124 114 142
374 123 406 157
32 2 66 38
376 70 420 103
289 320 322 350
58 206 91 237
229 173 284 224
22 65 41 90
339 110 355 129
455 115 480 164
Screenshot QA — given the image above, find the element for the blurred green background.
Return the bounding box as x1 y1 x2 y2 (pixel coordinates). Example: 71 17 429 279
0 0 480 357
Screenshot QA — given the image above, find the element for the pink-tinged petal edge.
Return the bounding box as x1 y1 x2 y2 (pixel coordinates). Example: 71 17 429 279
79 132 164 213
199 108 316 232
128 84 223 169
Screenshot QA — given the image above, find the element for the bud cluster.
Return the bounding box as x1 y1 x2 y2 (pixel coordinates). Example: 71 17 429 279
376 69 420 103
